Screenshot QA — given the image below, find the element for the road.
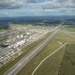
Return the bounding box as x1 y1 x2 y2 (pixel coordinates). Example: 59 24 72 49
4 26 60 75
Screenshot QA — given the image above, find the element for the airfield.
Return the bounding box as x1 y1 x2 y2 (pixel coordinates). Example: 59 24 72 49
0 24 75 75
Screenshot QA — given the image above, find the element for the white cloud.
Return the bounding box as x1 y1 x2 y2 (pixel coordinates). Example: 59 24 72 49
26 0 75 15
24 0 36 3
0 0 23 9
0 0 75 15
0 0 75 10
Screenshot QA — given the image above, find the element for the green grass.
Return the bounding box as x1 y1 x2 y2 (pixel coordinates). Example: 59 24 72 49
58 44 75 75
33 45 66 75
16 32 75 75
0 29 5 32
0 32 52 75
61 25 75 32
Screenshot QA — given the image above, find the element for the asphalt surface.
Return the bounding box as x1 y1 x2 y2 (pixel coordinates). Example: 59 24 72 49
4 26 60 75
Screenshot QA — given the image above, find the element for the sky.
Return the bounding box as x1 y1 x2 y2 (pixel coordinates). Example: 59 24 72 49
0 0 75 17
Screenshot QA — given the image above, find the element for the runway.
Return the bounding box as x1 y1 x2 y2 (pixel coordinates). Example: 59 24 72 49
4 26 59 75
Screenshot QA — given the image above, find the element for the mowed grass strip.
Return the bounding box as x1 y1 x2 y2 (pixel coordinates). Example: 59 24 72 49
0 32 52 75
17 32 75 75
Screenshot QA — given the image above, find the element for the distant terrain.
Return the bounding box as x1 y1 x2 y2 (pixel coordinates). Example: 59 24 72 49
0 16 75 30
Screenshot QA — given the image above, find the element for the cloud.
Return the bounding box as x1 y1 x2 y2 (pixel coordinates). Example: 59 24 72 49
0 0 75 16
24 0 36 3
0 0 75 10
56 0 68 3
0 0 37 9
33 0 75 9
23 0 75 15
0 0 23 9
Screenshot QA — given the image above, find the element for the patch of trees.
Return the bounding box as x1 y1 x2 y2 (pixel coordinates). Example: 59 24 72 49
0 24 9 29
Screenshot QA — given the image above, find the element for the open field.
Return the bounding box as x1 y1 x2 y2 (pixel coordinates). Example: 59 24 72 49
33 44 66 75
17 31 75 75
61 25 75 32
58 44 75 75
0 32 52 75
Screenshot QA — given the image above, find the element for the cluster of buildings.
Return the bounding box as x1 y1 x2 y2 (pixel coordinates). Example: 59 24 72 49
0 25 51 67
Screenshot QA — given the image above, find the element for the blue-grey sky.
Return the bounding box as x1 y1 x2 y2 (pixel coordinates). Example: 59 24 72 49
0 0 75 17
